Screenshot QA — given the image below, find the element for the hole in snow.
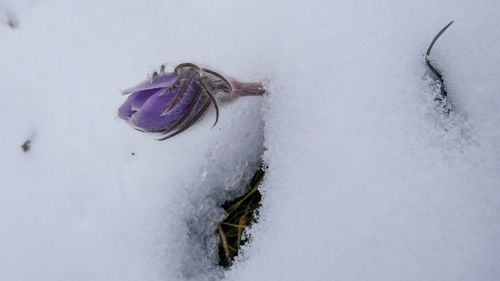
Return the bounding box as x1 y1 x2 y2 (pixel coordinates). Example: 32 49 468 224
181 160 266 279
175 95 265 279
217 165 264 268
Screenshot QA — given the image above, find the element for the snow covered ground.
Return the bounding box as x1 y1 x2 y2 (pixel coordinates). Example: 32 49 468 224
1 1 499 281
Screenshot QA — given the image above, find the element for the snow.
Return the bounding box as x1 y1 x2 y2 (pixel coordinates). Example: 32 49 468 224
1 1 499 281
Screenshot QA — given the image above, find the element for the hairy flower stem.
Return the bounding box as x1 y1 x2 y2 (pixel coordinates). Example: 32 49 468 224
230 81 265 99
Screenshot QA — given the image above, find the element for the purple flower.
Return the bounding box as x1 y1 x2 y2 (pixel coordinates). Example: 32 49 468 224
118 63 264 140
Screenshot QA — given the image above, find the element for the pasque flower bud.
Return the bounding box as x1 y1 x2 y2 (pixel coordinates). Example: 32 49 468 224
118 63 264 140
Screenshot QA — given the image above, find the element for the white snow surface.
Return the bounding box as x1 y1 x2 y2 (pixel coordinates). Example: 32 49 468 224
1 1 499 281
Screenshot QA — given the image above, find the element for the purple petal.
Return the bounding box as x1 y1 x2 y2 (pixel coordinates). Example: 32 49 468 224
158 96 210 140
122 72 178 94
130 77 202 132
118 88 159 120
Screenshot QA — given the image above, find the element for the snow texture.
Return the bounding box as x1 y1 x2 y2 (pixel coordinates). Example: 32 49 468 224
1 1 499 281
